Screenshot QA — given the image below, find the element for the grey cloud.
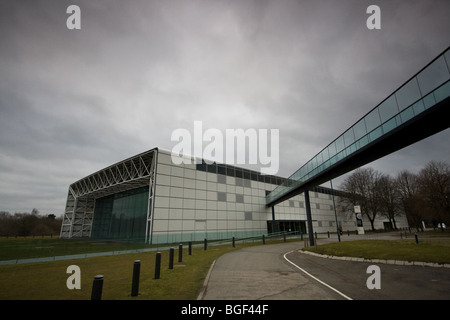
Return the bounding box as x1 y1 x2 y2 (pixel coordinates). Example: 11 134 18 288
0 0 449 213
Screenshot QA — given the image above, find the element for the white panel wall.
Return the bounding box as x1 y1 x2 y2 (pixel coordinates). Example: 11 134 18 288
150 149 409 244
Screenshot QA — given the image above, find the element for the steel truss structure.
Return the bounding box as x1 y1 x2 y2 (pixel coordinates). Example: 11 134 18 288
60 148 158 243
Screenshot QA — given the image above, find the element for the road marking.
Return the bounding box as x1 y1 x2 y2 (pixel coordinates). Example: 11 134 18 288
283 250 353 300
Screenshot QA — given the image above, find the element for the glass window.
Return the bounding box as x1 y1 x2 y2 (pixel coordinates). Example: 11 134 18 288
315 152 323 167
378 95 398 122
353 118 367 140
217 164 226 175
226 166 235 177
196 161 206 172
235 167 243 178
422 93 436 109
368 126 383 142
327 142 337 158
400 105 415 123
395 78 421 111
91 187 149 242
206 163 216 173
343 128 355 148
433 80 450 103
321 148 329 162
381 117 397 135
364 108 381 133
417 56 450 96
347 142 357 155
355 135 369 150
258 174 265 182
412 99 425 116
335 135 345 153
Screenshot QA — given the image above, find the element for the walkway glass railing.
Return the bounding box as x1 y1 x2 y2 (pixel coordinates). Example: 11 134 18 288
267 47 450 205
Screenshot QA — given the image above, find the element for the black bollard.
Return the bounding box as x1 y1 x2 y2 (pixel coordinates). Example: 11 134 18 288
232 236 235 247
131 260 140 297
169 248 174 269
188 241 192 255
91 275 104 300
204 238 207 250
415 233 419 244
178 243 183 263
327 231 330 238
154 252 161 279
262 234 265 245
283 233 286 242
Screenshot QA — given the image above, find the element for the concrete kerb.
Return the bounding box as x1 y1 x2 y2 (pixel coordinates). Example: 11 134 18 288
197 259 216 300
298 249 450 268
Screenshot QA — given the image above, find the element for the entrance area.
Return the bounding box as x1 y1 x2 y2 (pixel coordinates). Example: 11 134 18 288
267 220 306 234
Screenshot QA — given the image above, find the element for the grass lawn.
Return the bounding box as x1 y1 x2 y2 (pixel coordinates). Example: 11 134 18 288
0 237 151 261
304 238 450 265
0 237 290 300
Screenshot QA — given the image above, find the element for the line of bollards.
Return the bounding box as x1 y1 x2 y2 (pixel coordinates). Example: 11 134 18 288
90 233 303 299
131 260 140 297
89 241 195 300
91 275 104 300
154 252 161 279
169 248 174 270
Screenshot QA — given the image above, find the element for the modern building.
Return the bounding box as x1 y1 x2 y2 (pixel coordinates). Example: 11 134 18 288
60 148 408 243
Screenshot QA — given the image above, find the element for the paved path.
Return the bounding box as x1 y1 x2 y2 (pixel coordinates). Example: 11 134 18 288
200 242 345 300
200 233 450 300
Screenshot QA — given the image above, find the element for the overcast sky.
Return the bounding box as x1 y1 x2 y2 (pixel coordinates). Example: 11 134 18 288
1 0 449 215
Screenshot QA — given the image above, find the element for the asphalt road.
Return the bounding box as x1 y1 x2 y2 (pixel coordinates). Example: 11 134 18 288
286 249 450 300
201 241 450 300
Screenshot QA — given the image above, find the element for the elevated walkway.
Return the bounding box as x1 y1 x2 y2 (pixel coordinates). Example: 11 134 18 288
267 47 450 207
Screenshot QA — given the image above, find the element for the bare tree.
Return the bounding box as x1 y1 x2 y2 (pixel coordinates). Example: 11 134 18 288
418 161 450 229
378 174 402 230
339 167 383 231
0 210 62 237
396 170 422 230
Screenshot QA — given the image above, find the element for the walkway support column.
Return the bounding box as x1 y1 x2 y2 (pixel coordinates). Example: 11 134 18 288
304 190 315 246
271 206 276 233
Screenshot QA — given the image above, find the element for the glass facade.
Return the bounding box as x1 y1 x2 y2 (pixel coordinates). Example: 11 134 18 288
196 160 285 185
267 47 450 205
91 186 149 242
